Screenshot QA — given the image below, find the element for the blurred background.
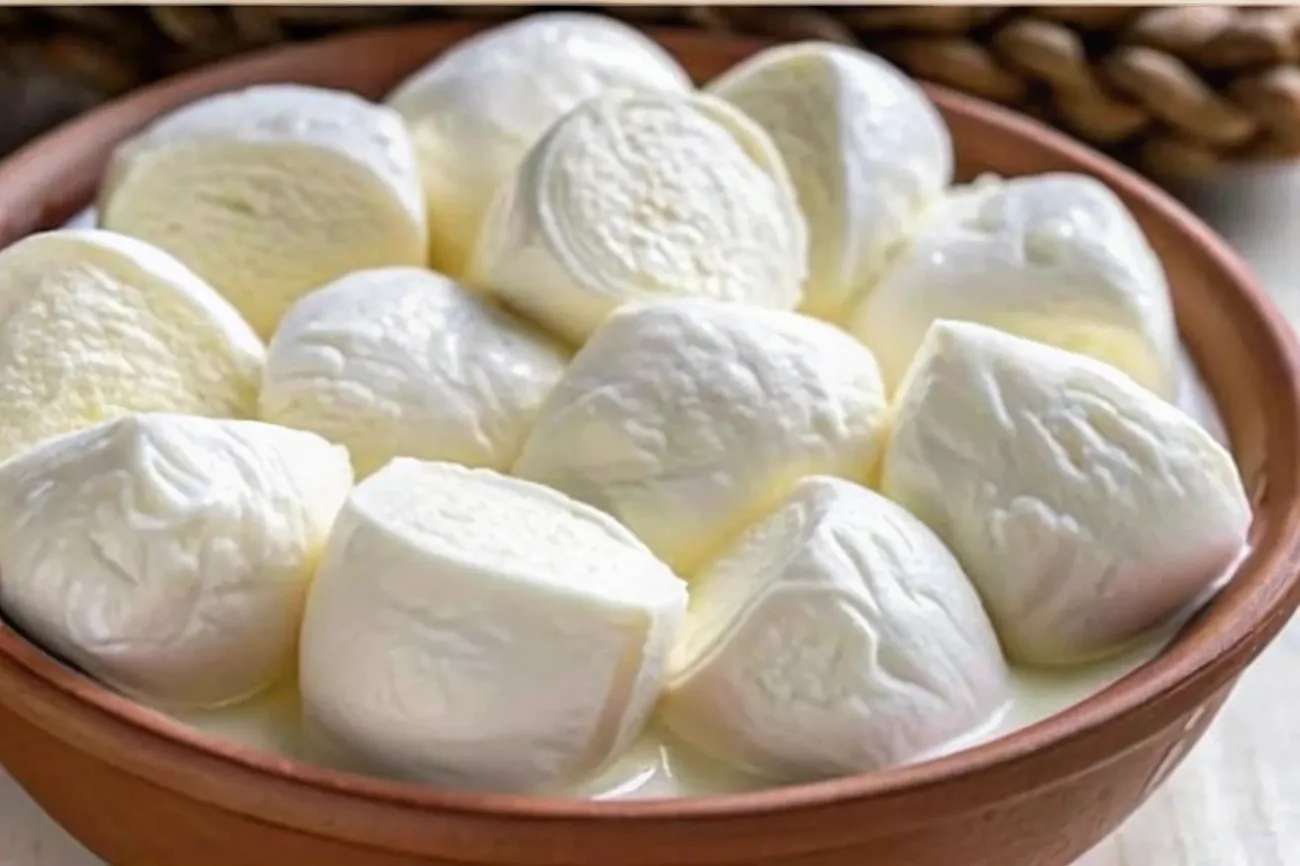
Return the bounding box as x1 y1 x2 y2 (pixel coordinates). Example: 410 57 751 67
4 5 1300 187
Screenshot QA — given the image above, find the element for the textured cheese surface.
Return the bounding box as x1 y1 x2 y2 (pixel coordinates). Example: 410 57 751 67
514 299 888 576
882 320 1251 664
661 476 1009 780
298 459 686 792
8 151 1299 866
708 41 952 322
260 267 568 478
99 84 426 338
469 88 808 343
0 229 264 462
0 414 352 708
386 12 691 277
850 173 1179 397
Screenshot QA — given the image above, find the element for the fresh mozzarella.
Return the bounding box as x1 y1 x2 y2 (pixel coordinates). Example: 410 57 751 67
882 320 1251 664
708 41 952 322
100 84 427 338
386 12 691 277
661 476 1010 780
469 89 808 344
849 173 1178 398
298 459 687 792
260 267 567 477
514 299 887 575
0 414 351 708
0 228 263 462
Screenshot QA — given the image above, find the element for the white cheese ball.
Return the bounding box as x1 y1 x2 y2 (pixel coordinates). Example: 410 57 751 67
661 476 1009 780
386 12 691 277
0 414 352 708
882 320 1251 664
0 229 263 462
708 42 952 322
299 459 686 792
849 173 1178 398
469 89 808 344
99 84 427 338
260 267 568 478
514 299 888 575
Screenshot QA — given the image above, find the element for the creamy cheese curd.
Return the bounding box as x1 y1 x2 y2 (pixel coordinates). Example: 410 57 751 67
708 42 952 322
0 413 352 709
99 84 427 338
882 320 1251 665
298 459 687 792
14 40 1255 804
0 229 263 462
514 299 888 576
469 88 808 344
260 267 568 478
849 173 1179 398
386 12 691 277
163 350 1237 796
660 476 1009 781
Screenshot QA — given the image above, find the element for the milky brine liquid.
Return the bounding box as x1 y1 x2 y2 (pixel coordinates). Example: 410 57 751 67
161 630 1171 799
162 344 1231 799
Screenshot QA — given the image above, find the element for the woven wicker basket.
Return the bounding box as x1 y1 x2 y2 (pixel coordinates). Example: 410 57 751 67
3 5 1299 183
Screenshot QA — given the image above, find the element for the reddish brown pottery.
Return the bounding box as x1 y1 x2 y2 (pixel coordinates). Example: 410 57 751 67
0 23 1297 866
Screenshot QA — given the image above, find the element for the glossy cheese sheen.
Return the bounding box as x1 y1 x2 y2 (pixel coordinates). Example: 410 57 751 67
0 229 264 462
386 12 691 277
882 320 1251 665
171 630 1174 800
849 173 1179 398
164 348 1235 795
469 89 808 344
0 413 352 709
99 84 427 338
260 267 569 478
588 625 1179 798
298 459 687 792
708 41 952 322
660 476 1010 781
514 299 888 576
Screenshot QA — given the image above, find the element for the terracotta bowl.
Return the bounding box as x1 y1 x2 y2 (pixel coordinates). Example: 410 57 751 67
0 22 1298 866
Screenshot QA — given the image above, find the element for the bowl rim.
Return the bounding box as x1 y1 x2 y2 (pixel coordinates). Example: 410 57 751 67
1 21 1300 827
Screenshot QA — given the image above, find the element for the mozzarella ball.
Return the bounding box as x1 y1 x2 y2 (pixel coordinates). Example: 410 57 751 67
299 459 686 792
514 299 888 575
260 267 568 478
99 85 426 338
849 173 1178 398
708 42 952 322
0 229 263 462
882 320 1251 664
469 89 808 344
0 414 352 708
661 476 1009 780
386 12 691 277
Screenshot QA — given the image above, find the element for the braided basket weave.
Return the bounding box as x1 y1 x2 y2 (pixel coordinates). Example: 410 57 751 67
3 5 1299 183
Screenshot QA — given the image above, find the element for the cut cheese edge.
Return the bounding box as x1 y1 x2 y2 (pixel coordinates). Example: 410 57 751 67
299 459 686 791
100 84 427 338
0 228 264 462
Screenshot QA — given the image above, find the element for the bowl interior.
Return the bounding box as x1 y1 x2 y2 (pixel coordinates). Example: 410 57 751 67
0 22 1297 826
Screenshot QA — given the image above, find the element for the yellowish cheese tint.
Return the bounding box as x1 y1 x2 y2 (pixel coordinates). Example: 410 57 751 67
0 229 264 462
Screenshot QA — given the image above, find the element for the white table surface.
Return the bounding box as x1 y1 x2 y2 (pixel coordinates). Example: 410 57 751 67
4 166 1300 866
